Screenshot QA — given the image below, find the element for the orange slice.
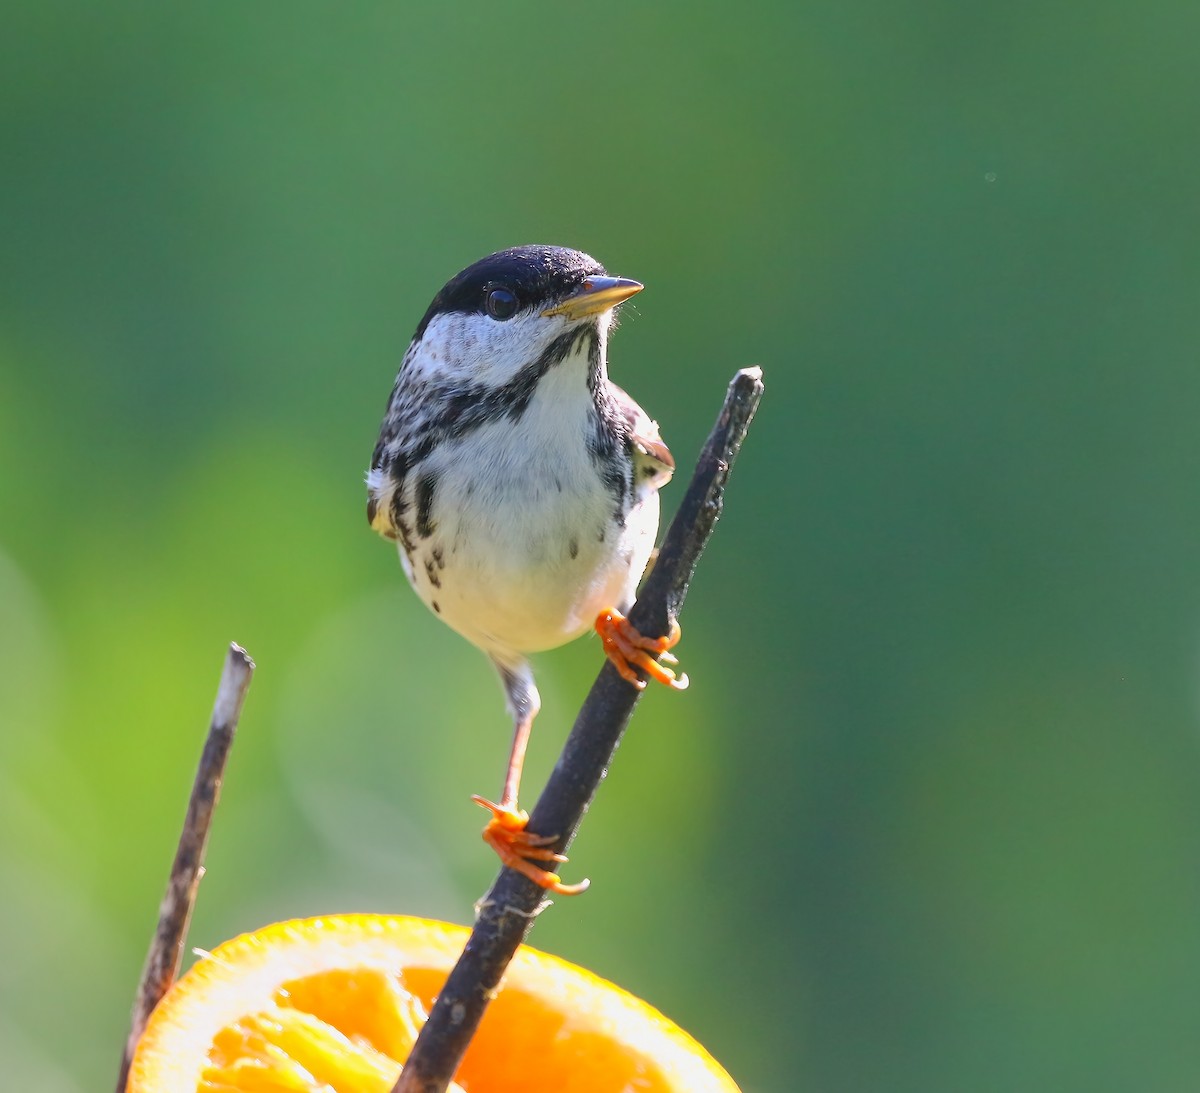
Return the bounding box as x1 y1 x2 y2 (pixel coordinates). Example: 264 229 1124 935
128 913 739 1093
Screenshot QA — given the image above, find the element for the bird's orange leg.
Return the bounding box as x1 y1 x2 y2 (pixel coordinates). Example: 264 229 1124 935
472 699 589 896
472 795 590 896
594 607 689 690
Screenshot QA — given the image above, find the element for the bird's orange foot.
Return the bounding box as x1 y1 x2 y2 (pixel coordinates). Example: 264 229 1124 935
471 795 590 896
594 607 689 691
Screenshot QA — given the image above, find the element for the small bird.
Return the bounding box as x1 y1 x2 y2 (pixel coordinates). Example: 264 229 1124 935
367 245 687 894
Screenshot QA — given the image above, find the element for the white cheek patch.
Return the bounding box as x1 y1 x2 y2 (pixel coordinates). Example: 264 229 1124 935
415 311 579 387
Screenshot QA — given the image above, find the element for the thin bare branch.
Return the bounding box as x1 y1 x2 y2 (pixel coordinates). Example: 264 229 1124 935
115 642 256 1093
394 367 765 1093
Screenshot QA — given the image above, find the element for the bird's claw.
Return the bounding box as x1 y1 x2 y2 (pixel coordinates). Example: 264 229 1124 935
594 608 689 690
471 795 591 896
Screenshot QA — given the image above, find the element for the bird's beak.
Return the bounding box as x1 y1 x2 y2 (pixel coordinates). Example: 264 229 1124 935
541 276 643 319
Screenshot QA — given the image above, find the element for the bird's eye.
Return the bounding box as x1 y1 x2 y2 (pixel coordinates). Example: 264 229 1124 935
485 287 519 321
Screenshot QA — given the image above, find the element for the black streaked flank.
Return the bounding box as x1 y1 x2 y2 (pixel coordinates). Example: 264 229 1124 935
415 474 438 537
598 457 630 528
391 491 416 553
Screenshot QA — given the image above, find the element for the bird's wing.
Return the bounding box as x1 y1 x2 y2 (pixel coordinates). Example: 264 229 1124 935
608 382 674 488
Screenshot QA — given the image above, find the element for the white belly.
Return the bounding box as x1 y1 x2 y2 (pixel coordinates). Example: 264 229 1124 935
399 376 658 660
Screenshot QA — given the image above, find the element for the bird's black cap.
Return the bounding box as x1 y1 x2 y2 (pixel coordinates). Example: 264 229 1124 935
413 245 606 341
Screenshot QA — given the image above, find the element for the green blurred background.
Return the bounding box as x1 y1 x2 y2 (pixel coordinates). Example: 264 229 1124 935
3 3 1200 1090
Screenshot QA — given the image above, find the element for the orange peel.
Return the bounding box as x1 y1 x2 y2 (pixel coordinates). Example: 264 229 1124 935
128 913 739 1092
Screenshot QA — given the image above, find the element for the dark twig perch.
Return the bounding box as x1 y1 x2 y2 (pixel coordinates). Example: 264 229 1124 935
395 366 765 1093
116 642 255 1093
